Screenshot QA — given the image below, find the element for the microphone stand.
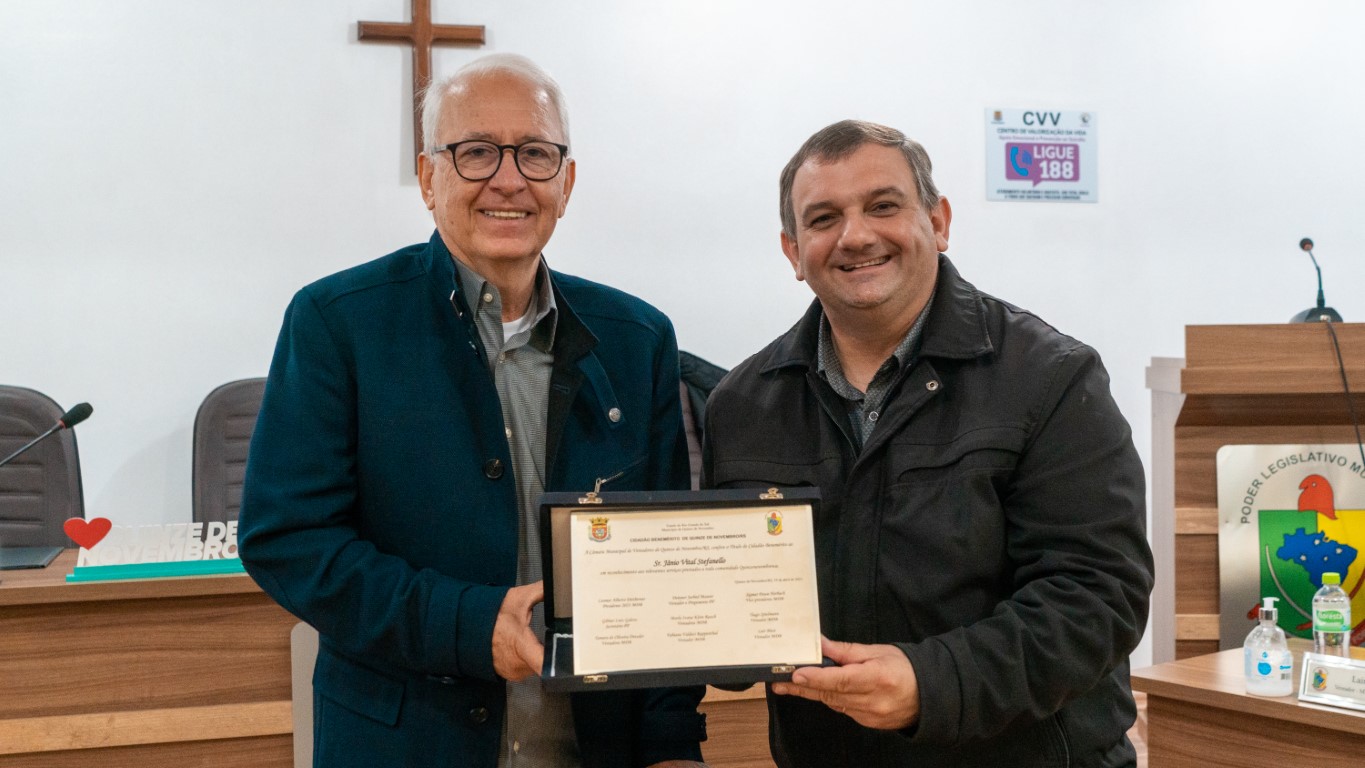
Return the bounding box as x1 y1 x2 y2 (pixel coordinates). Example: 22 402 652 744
0 403 92 470
1291 243 1343 323
0 423 65 469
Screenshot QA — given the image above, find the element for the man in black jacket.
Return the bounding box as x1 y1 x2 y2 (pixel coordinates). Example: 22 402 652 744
702 120 1153 767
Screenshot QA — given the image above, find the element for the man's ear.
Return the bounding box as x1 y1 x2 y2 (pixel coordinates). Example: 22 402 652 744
780 231 805 282
557 158 576 218
418 152 436 211
930 196 952 252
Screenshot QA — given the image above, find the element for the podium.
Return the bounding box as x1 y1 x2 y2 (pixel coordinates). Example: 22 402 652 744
1147 323 1365 662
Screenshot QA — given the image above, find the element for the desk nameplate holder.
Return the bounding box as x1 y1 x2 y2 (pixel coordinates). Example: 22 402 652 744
1299 652 1365 712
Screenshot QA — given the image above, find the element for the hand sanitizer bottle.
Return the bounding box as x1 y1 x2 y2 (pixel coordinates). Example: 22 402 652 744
1243 597 1294 696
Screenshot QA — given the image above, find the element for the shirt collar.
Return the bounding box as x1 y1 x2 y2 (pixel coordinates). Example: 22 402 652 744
450 255 559 351
815 292 934 396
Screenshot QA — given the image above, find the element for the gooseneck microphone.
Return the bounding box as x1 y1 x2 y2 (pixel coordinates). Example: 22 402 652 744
0 402 93 469
1290 237 1343 323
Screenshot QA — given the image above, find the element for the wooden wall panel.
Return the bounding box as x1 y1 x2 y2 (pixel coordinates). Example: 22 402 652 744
1173 534 1218 614
0 556 296 765
1144 696 1362 767
700 691 774 768
1173 507 1216 535
1182 323 1365 386
0 702 290 757
1176 394 1365 428
0 595 295 720
1175 640 1218 659
1 735 291 768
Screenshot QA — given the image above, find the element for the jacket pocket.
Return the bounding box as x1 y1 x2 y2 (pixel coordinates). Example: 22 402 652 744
884 426 1026 487
709 457 843 495
873 427 1029 636
597 453 648 490
313 646 405 726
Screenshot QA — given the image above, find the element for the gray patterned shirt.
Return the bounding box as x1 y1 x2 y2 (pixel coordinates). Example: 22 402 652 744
453 256 580 768
816 293 935 450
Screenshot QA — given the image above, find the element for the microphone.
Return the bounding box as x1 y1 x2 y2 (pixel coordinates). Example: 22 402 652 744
58 402 92 429
0 402 93 469
1290 237 1343 323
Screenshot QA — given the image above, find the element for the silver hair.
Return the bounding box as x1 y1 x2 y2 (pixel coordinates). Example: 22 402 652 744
779 119 940 238
420 53 571 155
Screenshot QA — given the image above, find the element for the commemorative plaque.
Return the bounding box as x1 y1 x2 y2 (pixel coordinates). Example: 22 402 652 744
539 487 822 691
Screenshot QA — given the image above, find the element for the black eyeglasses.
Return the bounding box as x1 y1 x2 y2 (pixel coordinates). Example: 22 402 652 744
434 140 569 181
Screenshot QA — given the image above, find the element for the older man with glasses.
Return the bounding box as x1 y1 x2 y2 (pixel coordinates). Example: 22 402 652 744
239 53 707 768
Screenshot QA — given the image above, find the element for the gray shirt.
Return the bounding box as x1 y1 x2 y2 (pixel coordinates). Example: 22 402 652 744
453 256 579 768
816 294 935 450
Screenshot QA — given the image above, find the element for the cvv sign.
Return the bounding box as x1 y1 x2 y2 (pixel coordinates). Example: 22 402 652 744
1006 142 1079 186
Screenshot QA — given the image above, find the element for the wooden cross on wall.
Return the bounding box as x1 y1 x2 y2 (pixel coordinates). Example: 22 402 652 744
359 0 486 172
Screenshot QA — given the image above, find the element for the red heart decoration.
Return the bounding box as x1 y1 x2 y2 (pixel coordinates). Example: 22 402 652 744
64 517 112 549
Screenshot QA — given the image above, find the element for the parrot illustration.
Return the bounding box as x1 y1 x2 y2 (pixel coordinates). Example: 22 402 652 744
1298 474 1337 520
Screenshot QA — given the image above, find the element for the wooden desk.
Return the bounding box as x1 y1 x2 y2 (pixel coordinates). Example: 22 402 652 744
1132 642 1365 766
0 550 297 767
0 552 773 767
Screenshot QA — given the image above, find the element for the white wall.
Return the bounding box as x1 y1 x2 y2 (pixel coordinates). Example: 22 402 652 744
7 1 1365 668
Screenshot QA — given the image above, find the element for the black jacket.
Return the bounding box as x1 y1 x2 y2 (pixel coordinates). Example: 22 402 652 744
703 255 1152 767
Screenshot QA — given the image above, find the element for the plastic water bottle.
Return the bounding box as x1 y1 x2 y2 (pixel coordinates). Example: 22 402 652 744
1243 597 1293 696
1312 572 1352 658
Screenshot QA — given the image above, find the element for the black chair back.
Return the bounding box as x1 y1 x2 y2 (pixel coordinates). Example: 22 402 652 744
0 385 85 546
192 378 266 524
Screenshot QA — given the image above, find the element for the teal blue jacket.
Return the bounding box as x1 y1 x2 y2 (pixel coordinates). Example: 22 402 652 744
240 233 705 767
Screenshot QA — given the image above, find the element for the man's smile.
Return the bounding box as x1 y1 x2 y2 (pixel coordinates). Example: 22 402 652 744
839 256 890 271
482 210 529 219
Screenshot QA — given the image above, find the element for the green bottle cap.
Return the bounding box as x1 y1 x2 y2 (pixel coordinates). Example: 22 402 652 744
1323 572 1341 585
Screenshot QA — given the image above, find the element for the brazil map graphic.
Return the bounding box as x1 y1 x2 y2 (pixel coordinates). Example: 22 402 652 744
1255 474 1365 643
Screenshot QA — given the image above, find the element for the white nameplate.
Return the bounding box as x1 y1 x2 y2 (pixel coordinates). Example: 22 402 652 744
72 520 239 567
1299 652 1365 712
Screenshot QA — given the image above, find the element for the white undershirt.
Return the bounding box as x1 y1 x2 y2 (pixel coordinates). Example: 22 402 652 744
502 311 535 344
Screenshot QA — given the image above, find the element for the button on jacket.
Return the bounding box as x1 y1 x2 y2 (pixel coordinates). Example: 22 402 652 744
703 255 1152 767
240 232 705 768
